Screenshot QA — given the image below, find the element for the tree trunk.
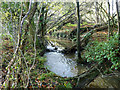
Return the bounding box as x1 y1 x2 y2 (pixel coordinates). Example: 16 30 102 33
76 0 82 61
116 0 120 47
108 0 111 39
111 0 114 36
95 1 99 23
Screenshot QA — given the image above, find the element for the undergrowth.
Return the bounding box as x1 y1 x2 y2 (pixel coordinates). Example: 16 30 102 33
1 34 74 88
82 33 120 71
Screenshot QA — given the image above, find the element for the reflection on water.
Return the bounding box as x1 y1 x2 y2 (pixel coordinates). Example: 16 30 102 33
45 40 87 77
44 52 79 77
45 40 86 77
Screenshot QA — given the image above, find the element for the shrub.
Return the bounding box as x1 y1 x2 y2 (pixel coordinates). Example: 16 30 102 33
83 33 120 70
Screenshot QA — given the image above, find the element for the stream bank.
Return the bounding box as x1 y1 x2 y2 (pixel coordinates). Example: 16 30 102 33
44 37 120 88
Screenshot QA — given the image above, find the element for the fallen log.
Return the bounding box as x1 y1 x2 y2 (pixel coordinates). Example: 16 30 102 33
95 25 108 31
61 29 95 53
74 62 105 88
69 23 108 38
61 25 108 54
76 68 99 88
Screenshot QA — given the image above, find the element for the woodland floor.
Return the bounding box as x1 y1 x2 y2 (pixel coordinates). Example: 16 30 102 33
1 25 118 88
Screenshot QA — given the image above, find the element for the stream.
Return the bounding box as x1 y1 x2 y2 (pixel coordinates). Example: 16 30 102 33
44 37 120 88
44 38 86 77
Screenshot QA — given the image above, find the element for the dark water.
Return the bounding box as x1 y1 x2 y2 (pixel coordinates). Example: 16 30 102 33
44 38 120 88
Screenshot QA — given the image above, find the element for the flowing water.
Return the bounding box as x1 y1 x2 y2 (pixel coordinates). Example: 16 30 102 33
44 37 120 88
44 38 86 77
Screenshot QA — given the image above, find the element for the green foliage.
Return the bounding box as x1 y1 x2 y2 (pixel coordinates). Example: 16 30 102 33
82 22 88 25
56 85 65 88
80 22 95 26
1 2 21 22
83 33 120 70
38 72 56 80
64 82 72 88
66 23 77 27
72 37 77 42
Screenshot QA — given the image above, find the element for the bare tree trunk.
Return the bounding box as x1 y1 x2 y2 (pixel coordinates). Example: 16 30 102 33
95 1 99 23
112 0 114 15
111 0 114 35
116 0 120 47
108 0 111 39
76 0 82 61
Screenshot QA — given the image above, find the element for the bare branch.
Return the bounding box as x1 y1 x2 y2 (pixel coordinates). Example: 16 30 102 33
2 0 32 87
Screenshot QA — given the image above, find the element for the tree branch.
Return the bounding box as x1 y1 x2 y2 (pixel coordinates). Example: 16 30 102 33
3 0 32 87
